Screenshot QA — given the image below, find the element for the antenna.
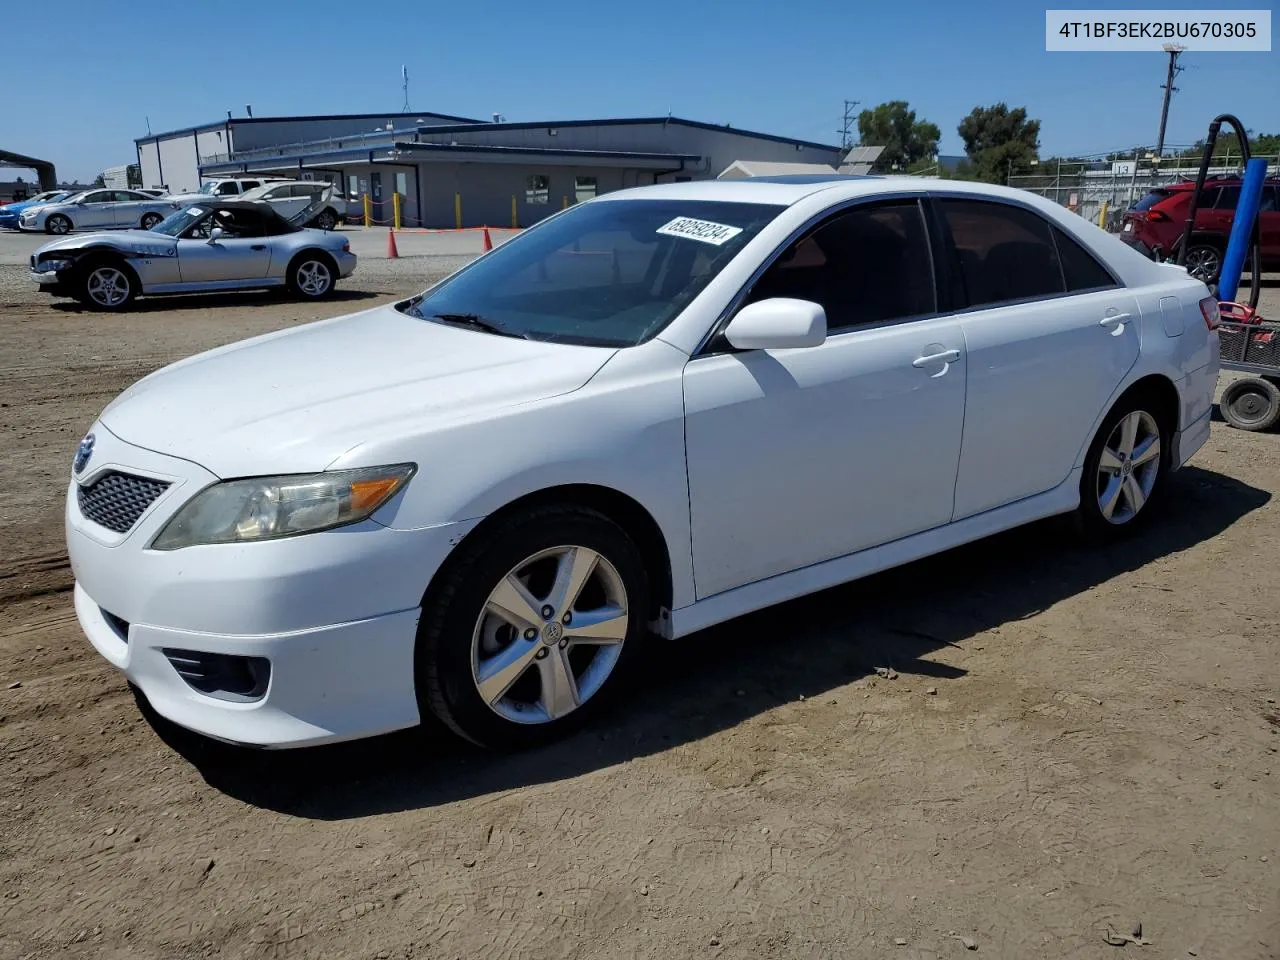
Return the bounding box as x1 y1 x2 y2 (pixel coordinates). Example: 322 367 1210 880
145 115 152 136
839 99 860 151
401 65 410 113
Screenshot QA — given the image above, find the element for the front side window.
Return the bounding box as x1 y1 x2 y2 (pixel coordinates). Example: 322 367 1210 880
939 198 1065 307
82 191 111 204
525 175 550 205
401 199 785 347
1214 186 1241 210
745 200 935 331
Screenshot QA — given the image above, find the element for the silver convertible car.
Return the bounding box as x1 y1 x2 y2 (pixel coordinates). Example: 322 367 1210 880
28 201 357 310
19 189 181 234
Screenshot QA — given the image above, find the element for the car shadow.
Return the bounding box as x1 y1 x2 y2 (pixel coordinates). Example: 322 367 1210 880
49 288 382 314
147 465 1269 819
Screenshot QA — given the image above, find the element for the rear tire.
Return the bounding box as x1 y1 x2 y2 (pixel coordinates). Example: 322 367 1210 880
75 258 138 311
140 213 163 230
285 252 336 300
313 208 338 231
45 214 72 235
1220 377 1280 432
1184 241 1224 285
417 504 651 750
1074 393 1171 541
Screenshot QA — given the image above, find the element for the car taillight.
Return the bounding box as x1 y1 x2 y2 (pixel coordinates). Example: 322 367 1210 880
1147 210 1170 222
1199 296 1220 330
342 241 350 253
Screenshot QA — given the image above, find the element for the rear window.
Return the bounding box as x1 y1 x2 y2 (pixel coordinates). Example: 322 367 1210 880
1132 189 1172 212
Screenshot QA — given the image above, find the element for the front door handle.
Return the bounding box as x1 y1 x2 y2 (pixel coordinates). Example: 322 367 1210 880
912 348 961 368
250 244 267 251
1099 312 1132 327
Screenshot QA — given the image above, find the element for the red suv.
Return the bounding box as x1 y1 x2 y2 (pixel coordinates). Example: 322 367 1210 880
1120 176 1280 284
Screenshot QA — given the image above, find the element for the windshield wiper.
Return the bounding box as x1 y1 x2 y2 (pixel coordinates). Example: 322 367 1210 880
430 313 529 339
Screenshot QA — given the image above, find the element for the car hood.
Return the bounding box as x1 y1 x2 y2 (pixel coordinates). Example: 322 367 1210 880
99 303 616 477
38 230 178 255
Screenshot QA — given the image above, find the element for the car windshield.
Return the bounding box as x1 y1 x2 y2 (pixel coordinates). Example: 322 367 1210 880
150 206 206 236
400 199 786 347
198 182 224 195
1132 189 1172 211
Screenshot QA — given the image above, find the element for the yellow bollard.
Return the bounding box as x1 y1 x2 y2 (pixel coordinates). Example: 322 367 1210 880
511 195 517 229
454 193 462 230
1097 200 1109 229
362 194 371 228
393 192 401 231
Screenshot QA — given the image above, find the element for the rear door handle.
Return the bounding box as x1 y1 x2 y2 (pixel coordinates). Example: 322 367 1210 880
1099 312 1132 327
912 348 961 368
250 244 267 251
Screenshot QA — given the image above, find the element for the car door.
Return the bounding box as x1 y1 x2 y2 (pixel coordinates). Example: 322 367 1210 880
176 208 273 283
936 197 1141 520
75 191 116 228
107 190 152 228
682 198 967 598
1259 185 1280 261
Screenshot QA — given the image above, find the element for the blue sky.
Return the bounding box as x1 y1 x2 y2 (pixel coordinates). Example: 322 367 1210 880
7 0 1277 182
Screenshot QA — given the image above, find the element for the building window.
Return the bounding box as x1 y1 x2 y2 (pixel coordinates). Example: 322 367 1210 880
574 176 597 204
395 171 408 197
525 175 550 205
347 175 359 198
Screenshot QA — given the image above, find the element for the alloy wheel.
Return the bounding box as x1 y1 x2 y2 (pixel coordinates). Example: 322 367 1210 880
85 267 131 308
1184 246 1221 283
296 260 331 296
1095 410 1161 524
471 545 629 725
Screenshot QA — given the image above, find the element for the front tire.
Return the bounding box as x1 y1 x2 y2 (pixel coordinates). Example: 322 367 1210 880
286 252 335 300
45 214 72 235
1075 396 1171 540
1220 377 1280 432
1184 241 1224 285
417 505 651 749
76 259 137 311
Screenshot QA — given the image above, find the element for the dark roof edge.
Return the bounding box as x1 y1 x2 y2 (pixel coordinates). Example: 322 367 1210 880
137 110 483 143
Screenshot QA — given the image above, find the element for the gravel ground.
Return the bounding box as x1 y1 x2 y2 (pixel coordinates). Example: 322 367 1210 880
0 244 1278 960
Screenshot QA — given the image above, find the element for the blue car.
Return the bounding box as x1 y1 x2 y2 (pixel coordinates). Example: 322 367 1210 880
0 190 80 229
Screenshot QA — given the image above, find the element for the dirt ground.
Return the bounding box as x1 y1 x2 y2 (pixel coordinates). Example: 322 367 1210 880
1 251 1278 960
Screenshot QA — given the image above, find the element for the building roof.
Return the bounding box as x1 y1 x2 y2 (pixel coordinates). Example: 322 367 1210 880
136 110 484 144
717 160 838 180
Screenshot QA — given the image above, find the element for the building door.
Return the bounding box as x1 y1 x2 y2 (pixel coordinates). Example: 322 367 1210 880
370 171 384 225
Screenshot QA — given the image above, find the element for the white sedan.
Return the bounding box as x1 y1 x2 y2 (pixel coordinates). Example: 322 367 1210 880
65 176 1219 751
20 188 180 234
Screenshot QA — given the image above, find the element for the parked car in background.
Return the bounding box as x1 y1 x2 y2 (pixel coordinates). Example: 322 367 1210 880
0 189 81 229
136 188 168 198
237 180 346 230
19 189 181 234
29 200 356 310
63 177 1219 752
164 178 285 205
1120 176 1280 283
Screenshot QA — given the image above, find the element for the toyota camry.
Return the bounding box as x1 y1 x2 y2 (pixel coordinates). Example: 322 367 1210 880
65 176 1220 751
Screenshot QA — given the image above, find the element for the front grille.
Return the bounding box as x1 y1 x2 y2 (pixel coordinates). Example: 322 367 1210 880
77 471 170 533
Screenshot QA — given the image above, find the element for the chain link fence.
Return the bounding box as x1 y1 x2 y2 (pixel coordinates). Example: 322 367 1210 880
1008 154 1280 232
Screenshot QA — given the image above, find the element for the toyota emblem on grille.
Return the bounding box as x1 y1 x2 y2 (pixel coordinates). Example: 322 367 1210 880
74 433 95 474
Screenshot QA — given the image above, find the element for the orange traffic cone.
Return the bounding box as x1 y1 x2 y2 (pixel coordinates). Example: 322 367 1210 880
387 229 399 259
482 227 493 252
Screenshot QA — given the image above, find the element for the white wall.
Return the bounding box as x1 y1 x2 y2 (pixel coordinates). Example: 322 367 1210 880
138 142 162 190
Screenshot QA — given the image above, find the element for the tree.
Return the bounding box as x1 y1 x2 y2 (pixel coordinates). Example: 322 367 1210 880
92 173 106 187
856 101 941 172
957 103 1041 182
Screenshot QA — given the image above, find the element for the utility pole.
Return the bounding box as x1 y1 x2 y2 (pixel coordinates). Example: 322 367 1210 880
1155 44 1185 157
839 99 860 151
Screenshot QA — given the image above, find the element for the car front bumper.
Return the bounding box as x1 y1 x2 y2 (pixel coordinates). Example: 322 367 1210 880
336 250 357 278
66 422 479 747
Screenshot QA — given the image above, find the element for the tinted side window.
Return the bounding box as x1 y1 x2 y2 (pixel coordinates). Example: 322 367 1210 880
1053 227 1116 292
939 199 1064 307
1261 186 1279 213
1214 186 1240 210
746 200 935 331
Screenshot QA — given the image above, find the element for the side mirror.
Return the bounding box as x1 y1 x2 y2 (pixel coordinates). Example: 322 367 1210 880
207 227 224 244
722 298 827 351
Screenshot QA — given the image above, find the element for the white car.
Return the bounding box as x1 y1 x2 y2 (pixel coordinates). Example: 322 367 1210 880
20 189 180 234
65 176 1219 751
164 178 284 205
237 180 346 230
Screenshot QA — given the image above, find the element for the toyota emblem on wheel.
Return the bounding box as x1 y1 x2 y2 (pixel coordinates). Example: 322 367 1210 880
73 433 95 474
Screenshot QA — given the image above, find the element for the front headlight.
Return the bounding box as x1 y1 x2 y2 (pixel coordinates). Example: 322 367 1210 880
37 258 73 273
151 464 415 550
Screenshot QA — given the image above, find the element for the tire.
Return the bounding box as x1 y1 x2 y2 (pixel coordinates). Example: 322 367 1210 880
1075 393 1171 540
1184 241 1224 285
45 214 72 235
286 251 336 300
140 213 163 230
1220 377 1280 432
75 258 138 312
313 208 338 231
417 504 651 750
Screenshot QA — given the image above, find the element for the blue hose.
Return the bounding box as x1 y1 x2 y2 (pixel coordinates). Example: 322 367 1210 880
1217 157 1267 303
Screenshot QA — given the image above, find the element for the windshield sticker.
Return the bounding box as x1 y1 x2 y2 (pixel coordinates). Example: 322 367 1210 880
186 206 204 217
656 217 744 246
